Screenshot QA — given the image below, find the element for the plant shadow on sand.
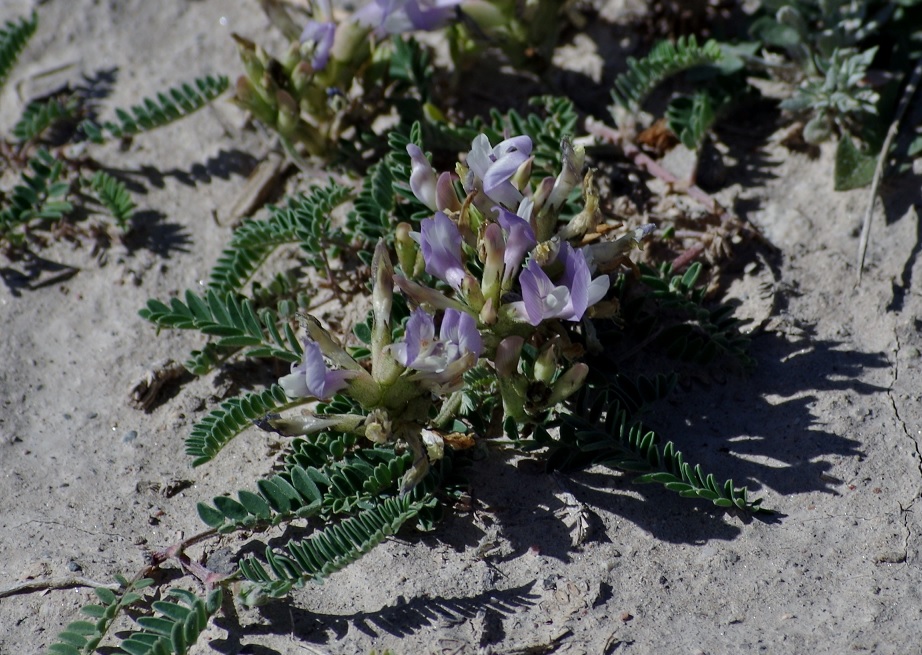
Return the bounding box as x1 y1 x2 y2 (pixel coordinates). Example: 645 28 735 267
209 581 539 653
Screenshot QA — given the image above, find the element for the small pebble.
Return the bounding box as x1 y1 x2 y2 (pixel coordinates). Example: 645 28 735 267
122 430 138 443
620 611 633 622
66 560 82 573
63 413 72 420
86 412 98 419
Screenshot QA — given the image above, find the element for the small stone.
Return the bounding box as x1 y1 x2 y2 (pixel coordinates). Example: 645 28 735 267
86 412 98 419
875 551 907 564
620 611 633 622
66 560 82 573
122 430 138 443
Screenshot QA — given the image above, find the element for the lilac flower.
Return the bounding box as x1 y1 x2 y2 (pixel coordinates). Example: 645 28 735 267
391 309 482 393
417 211 466 290
280 340 356 400
300 19 336 70
466 134 532 208
407 144 438 211
354 0 461 36
495 207 537 286
510 243 610 326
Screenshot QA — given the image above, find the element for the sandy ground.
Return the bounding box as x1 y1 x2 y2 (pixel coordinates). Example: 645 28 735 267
2 1 922 653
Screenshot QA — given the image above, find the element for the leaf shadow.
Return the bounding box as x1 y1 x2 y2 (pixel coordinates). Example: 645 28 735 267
0 251 80 296
210 580 538 651
639 328 887 500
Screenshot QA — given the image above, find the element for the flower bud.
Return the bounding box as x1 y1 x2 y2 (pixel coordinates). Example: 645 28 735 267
546 363 588 406
394 275 469 313
276 89 301 139
495 336 524 377
480 223 505 306
233 76 277 127
533 338 560 384
395 222 420 276
460 0 508 30
407 145 438 211
436 172 462 213
461 273 484 312
510 156 534 193
479 297 498 326
422 429 445 461
372 240 402 386
364 409 391 444
261 412 365 436
532 177 556 241
232 34 266 84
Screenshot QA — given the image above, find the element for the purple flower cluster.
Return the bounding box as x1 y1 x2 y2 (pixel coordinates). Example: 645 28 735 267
466 134 532 208
511 243 609 326
355 0 462 36
391 308 482 391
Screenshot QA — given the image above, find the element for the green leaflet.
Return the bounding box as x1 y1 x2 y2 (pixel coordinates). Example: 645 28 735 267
0 11 37 92
80 75 228 143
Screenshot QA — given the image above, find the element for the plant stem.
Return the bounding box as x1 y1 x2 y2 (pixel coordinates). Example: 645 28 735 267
855 54 922 285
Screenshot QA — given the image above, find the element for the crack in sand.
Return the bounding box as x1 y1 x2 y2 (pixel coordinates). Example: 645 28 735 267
887 330 922 480
888 329 920 564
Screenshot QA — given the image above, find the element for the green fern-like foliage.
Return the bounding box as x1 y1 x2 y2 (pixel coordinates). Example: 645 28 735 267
198 429 414 529
0 149 73 238
665 91 717 150
530 386 761 511
208 182 352 294
13 97 76 143
348 124 424 260
388 36 434 106
80 75 228 143
0 11 37 92
46 575 154 655
139 290 302 374
112 588 222 655
86 171 136 229
238 494 430 602
186 384 294 467
611 36 723 113
640 262 753 368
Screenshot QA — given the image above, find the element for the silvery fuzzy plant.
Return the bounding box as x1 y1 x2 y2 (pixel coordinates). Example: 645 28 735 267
749 0 922 188
231 0 573 160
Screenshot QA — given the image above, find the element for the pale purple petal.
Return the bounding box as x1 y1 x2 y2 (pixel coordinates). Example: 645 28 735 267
400 308 435 367
466 134 493 181
393 308 480 378
354 0 459 35
440 308 482 359
511 245 608 326
405 0 461 30
407 144 438 211
518 259 556 326
495 207 537 284
586 274 610 307
471 135 532 208
420 212 466 290
559 243 589 321
279 367 310 398
300 340 354 399
300 20 336 70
